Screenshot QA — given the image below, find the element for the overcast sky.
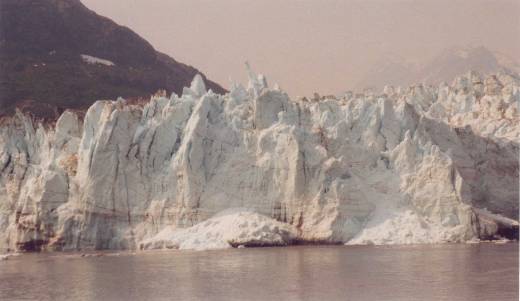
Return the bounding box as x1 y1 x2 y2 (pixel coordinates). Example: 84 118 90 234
82 0 520 96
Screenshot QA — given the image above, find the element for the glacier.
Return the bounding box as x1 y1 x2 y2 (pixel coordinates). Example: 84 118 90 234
0 68 518 252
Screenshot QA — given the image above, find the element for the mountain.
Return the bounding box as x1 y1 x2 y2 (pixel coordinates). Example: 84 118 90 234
355 53 417 91
0 0 226 118
0 70 517 251
415 46 511 85
356 46 520 90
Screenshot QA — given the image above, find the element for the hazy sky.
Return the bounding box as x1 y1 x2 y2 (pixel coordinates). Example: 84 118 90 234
82 0 520 96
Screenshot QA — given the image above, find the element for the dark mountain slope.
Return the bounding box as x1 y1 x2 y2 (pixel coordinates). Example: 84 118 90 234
0 0 226 118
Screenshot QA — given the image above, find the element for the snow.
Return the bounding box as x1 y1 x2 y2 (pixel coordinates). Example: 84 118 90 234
0 67 518 252
140 209 297 251
81 54 115 66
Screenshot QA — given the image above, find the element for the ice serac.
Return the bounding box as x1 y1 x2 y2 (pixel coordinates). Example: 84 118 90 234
0 70 518 252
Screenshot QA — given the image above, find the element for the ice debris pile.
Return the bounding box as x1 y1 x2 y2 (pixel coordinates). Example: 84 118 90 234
139 208 297 250
0 68 518 252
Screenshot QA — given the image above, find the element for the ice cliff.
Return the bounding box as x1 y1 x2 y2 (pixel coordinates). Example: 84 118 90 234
0 69 518 252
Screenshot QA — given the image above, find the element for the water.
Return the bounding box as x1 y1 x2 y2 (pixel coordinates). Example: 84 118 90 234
0 244 517 301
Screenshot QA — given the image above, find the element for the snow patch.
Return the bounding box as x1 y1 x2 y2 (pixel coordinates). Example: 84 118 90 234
81 54 115 66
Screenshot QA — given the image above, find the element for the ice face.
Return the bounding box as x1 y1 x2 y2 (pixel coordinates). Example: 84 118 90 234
0 69 518 251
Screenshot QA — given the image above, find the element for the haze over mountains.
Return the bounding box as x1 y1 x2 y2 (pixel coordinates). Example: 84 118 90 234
356 46 520 91
0 0 225 118
1 0 519 119
79 0 520 97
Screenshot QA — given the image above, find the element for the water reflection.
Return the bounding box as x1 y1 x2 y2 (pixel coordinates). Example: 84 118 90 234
0 244 517 301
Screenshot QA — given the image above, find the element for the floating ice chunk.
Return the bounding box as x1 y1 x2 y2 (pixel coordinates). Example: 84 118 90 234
0 253 20 261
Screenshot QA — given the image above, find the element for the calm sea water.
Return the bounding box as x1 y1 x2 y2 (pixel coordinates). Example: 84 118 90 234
0 244 517 301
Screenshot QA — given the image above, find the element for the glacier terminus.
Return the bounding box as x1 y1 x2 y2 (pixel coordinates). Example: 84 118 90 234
0 67 518 252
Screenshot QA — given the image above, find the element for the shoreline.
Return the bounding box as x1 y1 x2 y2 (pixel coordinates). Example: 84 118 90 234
2 239 517 258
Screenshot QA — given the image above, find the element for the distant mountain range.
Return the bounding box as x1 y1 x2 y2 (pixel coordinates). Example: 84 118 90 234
0 0 226 118
356 46 520 91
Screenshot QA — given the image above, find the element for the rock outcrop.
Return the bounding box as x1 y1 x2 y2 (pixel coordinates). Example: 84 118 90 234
0 69 518 252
